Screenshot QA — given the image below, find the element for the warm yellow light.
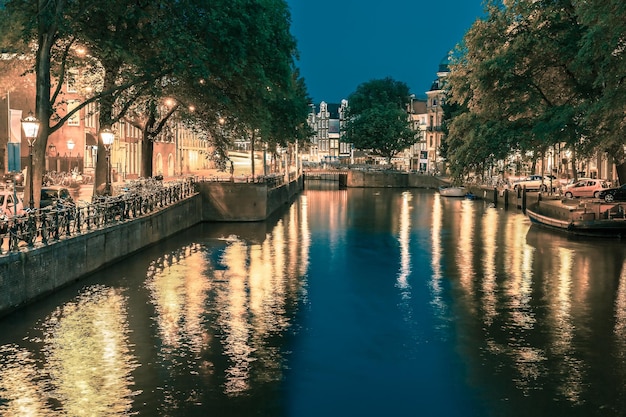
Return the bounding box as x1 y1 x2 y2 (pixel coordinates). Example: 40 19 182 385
100 128 115 147
21 112 40 140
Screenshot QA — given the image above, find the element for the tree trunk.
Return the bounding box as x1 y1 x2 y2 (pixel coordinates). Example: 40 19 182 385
32 13 55 208
616 162 626 186
250 131 255 180
141 128 154 178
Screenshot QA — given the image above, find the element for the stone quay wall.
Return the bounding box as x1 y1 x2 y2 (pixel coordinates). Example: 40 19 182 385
346 170 447 189
198 176 303 222
0 196 202 317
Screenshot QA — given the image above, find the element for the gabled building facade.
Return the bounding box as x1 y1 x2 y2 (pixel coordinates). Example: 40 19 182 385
425 56 449 175
407 97 428 172
306 100 349 164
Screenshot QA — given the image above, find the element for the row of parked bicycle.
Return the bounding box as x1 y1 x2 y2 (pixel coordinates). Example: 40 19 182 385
42 168 93 186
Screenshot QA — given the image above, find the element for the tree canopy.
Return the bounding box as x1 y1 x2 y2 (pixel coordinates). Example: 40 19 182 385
444 0 626 182
343 77 418 164
0 0 310 202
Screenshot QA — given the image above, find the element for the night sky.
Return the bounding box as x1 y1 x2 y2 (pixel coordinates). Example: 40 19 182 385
285 0 485 103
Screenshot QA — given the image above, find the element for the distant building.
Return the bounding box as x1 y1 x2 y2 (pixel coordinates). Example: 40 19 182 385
425 55 450 174
407 96 428 172
306 100 349 164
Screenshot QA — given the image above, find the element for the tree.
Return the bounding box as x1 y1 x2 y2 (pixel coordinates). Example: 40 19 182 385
574 0 626 182
0 0 309 200
445 0 594 179
343 78 417 164
0 0 167 200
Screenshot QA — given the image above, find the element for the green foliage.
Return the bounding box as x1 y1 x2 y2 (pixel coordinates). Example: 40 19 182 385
0 0 310 185
344 78 417 163
444 0 626 179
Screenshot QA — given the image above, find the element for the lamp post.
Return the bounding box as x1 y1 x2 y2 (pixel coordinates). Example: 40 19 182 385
21 112 40 209
100 128 115 196
67 139 75 171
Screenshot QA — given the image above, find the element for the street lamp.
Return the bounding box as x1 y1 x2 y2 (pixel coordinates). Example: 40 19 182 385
21 112 40 209
100 128 115 196
67 139 75 171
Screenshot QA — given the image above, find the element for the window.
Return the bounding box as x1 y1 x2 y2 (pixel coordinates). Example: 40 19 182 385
84 101 97 128
67 100 80 126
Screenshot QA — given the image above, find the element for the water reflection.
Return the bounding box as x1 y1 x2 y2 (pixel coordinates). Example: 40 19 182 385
430 194 445 313
481 206 499 326
3 188 626 415
396 191 412 293
0 286 137 416
0 345 53 416
145 202 310 402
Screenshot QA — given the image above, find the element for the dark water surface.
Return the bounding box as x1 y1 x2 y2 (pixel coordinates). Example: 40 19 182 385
1 186 626 416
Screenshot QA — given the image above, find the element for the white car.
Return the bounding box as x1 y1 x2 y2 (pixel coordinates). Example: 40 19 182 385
512 175 558 192
0 191 25 217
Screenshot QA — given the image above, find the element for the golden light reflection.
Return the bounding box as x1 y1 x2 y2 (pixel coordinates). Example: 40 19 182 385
615 264 626 358
503 217 535 331
219 239 253 394
202 215 307 396
430 194 445 312
298 194 311 285
456 199 476 296
550 247 583 403
481 207 499 326
43 286 138 416
0 346 53 416
396 191 412 294
146 244 209 357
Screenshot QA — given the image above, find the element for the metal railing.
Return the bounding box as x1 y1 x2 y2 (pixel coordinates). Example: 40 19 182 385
0 178 196 254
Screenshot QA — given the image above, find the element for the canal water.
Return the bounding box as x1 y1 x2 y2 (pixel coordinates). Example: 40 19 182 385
1 184 626 416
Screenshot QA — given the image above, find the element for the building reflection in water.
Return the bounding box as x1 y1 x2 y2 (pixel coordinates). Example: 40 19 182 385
145 199 310 401
396 191 412 294
433 196 626 411
481 205 499 326
0 286 137 416
430 194 445 314
457 199 477 297
5 188 626 414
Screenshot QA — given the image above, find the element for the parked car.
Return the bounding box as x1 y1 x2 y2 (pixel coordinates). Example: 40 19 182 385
0 190 25 217
563 178 609 199
598 184 626 203
512 175 558 192
40 186 74 209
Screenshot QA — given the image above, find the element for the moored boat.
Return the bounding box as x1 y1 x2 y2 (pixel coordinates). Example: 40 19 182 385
438 185 466 197
526 200 626 238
